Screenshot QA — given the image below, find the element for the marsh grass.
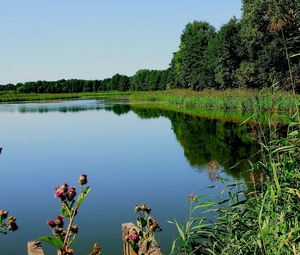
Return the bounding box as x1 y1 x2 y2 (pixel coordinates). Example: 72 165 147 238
0 89 298 115
130 88 299 113
131 102 292 124
0 91 129 103
170 116 300 255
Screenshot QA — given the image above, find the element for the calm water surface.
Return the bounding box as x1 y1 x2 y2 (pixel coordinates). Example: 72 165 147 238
0 99 257 255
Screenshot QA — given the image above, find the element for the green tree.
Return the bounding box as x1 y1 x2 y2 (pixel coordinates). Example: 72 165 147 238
239 0 300 88
170 21 215 89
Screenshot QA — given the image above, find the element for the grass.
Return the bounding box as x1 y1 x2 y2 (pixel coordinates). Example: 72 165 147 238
130 88 299 113
0 89 298 114
170 118 300 255
168 86 300 254
0 89 297 124
130 102 293 124
0 91 130 103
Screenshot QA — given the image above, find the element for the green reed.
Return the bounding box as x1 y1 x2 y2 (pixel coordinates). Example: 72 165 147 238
169 113 299 255
130 89 298 113
169 44 300 255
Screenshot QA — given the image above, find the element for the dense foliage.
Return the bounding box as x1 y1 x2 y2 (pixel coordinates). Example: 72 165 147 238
0 70 172 93
0 0 299 92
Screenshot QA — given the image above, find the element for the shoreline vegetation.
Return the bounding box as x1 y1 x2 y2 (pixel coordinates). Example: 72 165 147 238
1 89 298 113
1 0 299 253
0 89 298 123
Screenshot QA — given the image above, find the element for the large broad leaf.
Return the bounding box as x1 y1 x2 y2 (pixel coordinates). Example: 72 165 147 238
78 186 91 206
40 236 64 249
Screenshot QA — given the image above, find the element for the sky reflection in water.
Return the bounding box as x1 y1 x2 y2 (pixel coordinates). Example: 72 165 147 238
0 99 256 254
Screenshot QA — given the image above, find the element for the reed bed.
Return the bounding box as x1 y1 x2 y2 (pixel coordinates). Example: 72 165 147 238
130 89 298 113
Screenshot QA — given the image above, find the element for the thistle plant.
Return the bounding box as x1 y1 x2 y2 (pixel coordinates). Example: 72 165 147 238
124 204 162 253
40 174 94 255
0 210 18 234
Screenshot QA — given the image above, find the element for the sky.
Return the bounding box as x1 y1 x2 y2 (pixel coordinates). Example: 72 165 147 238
0 0 242 84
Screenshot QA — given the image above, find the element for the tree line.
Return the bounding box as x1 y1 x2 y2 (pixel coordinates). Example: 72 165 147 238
1 0 299 93
0 69 172 93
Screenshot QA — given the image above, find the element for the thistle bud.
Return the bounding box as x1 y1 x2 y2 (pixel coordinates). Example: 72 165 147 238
78 174 87 185
70 224 79 234
134 204 151 214
0 210 9 219
47 220 56 228
63 247 74 255
148 217 162 232
53 216 64 228
66 187 76 201
52 227 64 236
7 217 18 231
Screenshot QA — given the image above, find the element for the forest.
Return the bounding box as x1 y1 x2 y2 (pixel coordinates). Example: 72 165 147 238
1 0 299 93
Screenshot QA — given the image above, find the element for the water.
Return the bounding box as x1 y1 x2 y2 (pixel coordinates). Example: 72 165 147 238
0 99 257 255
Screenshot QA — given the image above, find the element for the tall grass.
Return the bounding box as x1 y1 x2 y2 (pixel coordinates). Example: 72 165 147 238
170 118 299 255
169 48 300 255
0 89 298 114
0 91 129 102
130 89 298 113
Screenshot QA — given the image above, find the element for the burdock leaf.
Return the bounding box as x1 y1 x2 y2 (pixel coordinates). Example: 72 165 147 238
40 236 64 249
78 186 91 206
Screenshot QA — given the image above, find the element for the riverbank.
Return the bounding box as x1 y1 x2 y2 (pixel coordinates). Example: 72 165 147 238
0 89 298 113
129 89 298 113
0 91 130 103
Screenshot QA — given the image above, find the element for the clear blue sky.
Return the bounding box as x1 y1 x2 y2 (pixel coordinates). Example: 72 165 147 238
0 0 242 84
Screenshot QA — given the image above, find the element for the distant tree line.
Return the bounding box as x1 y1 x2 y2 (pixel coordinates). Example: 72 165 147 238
0 69 172 93
1 0 299 93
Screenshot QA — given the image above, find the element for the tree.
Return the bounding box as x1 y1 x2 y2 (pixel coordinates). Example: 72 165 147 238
239 0 300 88
170 21 215 89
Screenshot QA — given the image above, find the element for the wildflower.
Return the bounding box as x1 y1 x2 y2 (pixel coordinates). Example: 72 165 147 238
134 204 151 214
78 174 88 185
129 234 139 243
129 229 140 243
66 187 76 201
53 216 64 228
55 184 68 201
47 220 56 228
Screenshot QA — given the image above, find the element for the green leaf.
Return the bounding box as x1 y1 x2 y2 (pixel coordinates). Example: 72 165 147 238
61 204 70 218
78 186 91 206
137 217 147 228
271 145 295 154
40 236 64 249
174 220 186 241
192 201 217 212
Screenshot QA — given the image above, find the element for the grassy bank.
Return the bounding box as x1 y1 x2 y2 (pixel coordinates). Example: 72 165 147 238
130 89 299 113
0 89 298 118
0 91 130 103
171 118 300 255
168 89 300 254
130 103 292 124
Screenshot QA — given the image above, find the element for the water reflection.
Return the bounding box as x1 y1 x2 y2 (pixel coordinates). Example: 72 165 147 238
0 99 260 254
0 99 128 114
130 107 258 180
0 99 258 180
